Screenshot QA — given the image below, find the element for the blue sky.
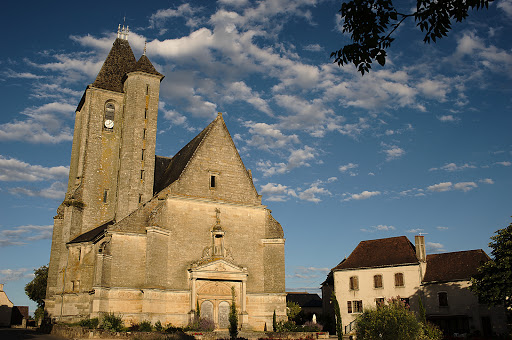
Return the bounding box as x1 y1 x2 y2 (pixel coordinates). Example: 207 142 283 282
0 0 511 314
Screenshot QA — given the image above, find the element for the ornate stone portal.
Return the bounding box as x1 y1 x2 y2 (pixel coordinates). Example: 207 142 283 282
188 209 249 328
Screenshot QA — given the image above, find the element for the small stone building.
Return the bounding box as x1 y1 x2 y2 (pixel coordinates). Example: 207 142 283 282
0 284 13 327
324 235 507 336
45 27 286 330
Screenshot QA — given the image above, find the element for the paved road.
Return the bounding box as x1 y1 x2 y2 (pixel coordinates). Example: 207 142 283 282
0 328 68 340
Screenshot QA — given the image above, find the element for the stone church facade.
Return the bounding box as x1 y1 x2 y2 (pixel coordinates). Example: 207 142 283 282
45 27 286 330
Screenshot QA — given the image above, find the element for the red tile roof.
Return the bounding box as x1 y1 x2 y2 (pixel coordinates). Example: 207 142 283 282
422 249 490 283
333 236 419 271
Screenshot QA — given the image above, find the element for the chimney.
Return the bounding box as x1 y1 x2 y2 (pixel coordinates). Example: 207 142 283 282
415 235 426 262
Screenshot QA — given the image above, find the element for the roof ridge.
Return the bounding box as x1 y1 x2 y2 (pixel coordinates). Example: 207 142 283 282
131 54 164 78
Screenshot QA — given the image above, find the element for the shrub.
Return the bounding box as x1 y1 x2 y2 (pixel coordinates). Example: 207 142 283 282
139 320 153 332
355 298 421 340
155 320 163 332
199 317 215 332
101 313 124 332
272 310 277 332
165 324 183 333
229 287 238 339
303 321 323 332
79 317 99 329
275 320 302 332
419 321 443 340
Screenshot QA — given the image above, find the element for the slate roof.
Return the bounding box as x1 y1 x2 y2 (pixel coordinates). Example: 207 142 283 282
286 292 323 308
153 117 217 194
132 55 163 78
92 38 137 93
422 249 490 283
68 220 114 244
333 236 419 271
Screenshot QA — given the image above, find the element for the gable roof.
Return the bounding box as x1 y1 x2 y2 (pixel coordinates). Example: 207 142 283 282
153 117 217 194
92 38 137 93
68 220 114 244
286 292 322 308
422 249 490 283
333 236 419 271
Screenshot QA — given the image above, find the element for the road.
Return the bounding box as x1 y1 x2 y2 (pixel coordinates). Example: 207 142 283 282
0 328 68 340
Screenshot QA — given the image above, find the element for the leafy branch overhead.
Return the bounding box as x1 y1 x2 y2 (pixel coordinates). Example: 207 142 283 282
331 0 493 75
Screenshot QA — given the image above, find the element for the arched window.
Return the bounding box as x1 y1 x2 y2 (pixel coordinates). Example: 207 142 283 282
200 300 214 321
374 274 383 288
394 272 404 287
104 102 115 129
218 301 230 328
349 276 359 290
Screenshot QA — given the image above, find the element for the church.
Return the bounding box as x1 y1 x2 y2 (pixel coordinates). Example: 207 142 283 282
45 26 286 331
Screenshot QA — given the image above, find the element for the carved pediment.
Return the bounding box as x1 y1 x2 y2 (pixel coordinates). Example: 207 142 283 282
191 259 246 274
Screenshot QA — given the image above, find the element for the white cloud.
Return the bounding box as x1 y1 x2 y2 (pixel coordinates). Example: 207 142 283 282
0 156 68 182
417 79 450 101
0 225 53 247
437 115 460 122
149 3 198 29
406 228 424 233
298 182 331 203
361 224 396 232
0 268 34 282
495 161 511 166
257 145 316 176
9 182 66 199
224 82 272 115
0 102 75 143
436 226 449 230
427 182 453 192
498 0 512 17
3 69 44 79
381 143 405 161
479 178 494 184
260 182 297 201
303 44 323 52
453 181 478 192
243 121 299 150
426 242 445 253
429 162 476 171
339 163 358 172
344 190 381 201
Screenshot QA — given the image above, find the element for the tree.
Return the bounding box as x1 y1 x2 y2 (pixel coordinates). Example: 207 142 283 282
286 301 301 321
470 221 512 309
272 310 277 332
229 287 238 339
330 292 342 340
25 265 48 323
355 298 421 340
331 0 492 75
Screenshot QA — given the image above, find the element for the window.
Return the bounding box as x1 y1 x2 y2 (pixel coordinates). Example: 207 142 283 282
104 102 115 129
210 175 216 188
139 194 142 204
374 274 383 288
395 273 404 287
438 292 448 307
144 108 147 119
353 300 363 313
375 298 385 306
347 301 352 313
141 170 144 181
146 84 149 95
103 190 108 203
349 276 359 290
142 149 145 160
143 128 146 140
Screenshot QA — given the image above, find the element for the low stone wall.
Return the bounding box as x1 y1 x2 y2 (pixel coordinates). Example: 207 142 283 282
50 324 330 340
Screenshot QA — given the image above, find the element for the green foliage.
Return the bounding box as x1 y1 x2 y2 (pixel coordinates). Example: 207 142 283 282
331 0 493 75
139 320 153 332
101 313 124 332
165 324 184 333
79 317 99 329
185 317 214 332
196 300 201 319
229 286 239 339
419 321 443 340
303 321 323 332
470 221 512 309
272 310 277 332
275 320 303 332
155 320 163 332
25 265 48 308
286 301 302 321
330 292 342 340
418 297 426 324
355 298 421 340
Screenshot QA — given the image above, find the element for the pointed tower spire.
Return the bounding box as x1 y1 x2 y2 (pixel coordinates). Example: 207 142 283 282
143 41 147 56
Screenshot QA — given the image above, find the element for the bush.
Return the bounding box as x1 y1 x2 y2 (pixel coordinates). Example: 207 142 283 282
165 324 184 333
185 317 214 332
101 313 124 332
79 317 99 329
355 298 421 340
275 320 302 332
303 321 323 332
419 321 443 340
155 320 163 332
139 320 153 332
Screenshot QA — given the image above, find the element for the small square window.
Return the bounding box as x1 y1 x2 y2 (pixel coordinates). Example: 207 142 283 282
438 292 448 307
349 276 359 290
210 175 216 188
353 300 363 313
374 274 383 288
347 301 352 313
395 273 404 287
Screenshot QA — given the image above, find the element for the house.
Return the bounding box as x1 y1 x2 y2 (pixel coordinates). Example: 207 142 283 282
324 235 507 336
286 292 323 321
45 26 286 331
0 284 13 327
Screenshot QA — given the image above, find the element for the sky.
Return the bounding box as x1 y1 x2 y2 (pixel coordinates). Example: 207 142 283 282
0 0 511 314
